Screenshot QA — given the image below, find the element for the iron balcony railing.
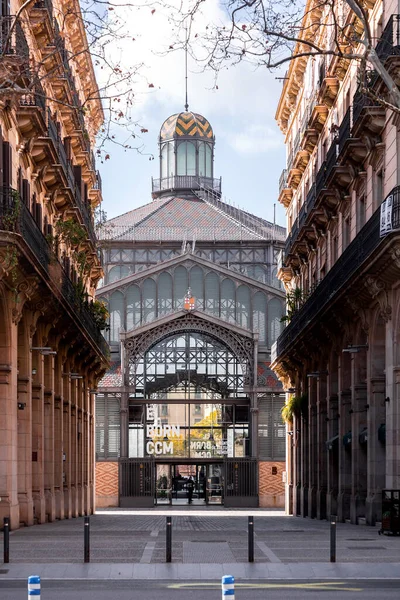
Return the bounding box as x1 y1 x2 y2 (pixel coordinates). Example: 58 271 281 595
45 110 97 246
284 183 316 258
338 107 352 155
19 79 46 112
279 169 288 194
0 16 29 57
375 14 400 62
33 0 53 18
152 175 221 194
276 202 383 358
352 89 380 126
0 187 108 357
325 138 338 181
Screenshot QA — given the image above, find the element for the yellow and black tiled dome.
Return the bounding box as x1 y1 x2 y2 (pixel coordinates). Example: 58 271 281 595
160 112 214 140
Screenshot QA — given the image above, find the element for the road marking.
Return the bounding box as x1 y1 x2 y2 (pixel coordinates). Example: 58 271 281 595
140 541 156 563
168 582 363 591
256 541 282 563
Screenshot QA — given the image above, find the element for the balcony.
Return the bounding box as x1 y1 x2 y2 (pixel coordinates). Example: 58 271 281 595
278 169 292 208
152 175 221 196
276 203 383 359
30 0 54 46
0 187 108 357
17 80 47 138
375 15 400 62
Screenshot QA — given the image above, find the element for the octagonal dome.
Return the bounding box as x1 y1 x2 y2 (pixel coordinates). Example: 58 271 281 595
160 111 214 141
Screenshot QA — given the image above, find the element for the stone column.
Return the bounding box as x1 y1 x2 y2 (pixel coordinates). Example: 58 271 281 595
337 350 352 523
350 382 368 524
326 394 339 518
44 354 55 522
32 350 45 524
63 371 72 519
0 310 19 529
17 320 33 526
54 355 64 520
300 413 309 517
316 375 328 520
70 378 78 517
365 377 386 524
308 378 317 518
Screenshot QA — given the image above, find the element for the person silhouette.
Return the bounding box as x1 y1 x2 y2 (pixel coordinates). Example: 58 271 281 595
186 477 194 504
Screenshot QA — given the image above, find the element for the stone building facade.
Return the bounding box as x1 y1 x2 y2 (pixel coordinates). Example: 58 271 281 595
95 111 287 508
272 0 400 524
0 0 107 529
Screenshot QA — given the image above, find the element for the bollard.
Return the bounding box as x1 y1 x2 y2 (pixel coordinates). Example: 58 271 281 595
166 516 172 563
330 515 336 563
28 575 41 599
3 517 9 564
222 575 235 600
248 516 254 563
84 516 90 563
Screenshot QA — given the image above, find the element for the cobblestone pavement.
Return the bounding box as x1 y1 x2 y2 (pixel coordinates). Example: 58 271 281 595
1 509 399 564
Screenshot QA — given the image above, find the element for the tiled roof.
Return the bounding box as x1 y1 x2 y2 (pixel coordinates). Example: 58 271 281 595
98 360 122 387
99 195 285 242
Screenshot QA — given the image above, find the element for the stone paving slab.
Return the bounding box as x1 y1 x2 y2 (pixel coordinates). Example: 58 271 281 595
1 510 400 566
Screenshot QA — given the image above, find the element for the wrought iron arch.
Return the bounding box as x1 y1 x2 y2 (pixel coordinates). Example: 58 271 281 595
124 313 255 387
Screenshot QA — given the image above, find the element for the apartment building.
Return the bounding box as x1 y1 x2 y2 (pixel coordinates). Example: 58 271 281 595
0 0 107 528
272 0 400 524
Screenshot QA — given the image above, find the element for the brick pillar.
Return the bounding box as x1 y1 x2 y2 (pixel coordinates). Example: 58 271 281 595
44 354 56 522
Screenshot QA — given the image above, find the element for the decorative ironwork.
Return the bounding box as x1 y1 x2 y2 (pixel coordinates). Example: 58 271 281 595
276 204 382 358
152 175 221 194
375 15 400 62
124 313 255 388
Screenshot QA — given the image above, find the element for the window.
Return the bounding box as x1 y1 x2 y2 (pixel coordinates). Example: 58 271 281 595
109 291 124 342
268 299 283 347
161 142 175 178
199 142 212 177
358 194 366 230
96 395 120 459
343 214 351 250
177 142 196 176
375 170 383 209
258 395 286 461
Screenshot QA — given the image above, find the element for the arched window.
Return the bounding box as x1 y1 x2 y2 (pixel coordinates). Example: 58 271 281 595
126 285 141 330
108 265 130 284
174 266 188 309
110 291 124 342
268 298 283 346
199 143 212 178
168 143 175 176
97 297 109 335
221 279 235 323
237 285 251 329
158 272 173 316
142 278 156 323
190 266 204 309
253 292 267 344
205 272 219 316
177 142 196 176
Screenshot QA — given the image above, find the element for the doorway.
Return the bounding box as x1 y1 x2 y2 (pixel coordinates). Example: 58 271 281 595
155 463 223 506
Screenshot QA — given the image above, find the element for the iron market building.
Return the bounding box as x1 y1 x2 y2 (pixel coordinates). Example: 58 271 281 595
95 110 287 507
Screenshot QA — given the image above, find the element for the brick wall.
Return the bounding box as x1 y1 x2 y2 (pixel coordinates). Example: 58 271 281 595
95 462 119 508
259 461 285 508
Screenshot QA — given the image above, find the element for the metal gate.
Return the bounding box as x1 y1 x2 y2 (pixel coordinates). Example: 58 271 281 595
224 458 258 508
119 458 155 507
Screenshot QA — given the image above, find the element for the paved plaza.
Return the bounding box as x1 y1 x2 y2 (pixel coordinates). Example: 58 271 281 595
1 508 400 580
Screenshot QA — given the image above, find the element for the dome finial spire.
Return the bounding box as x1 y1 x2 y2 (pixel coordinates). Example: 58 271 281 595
184 26 189 112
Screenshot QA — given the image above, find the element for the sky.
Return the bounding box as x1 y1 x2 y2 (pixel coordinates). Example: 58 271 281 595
96 2 288 229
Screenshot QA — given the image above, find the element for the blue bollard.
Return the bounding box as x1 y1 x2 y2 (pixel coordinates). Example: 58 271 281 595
28 575 41 599
222 575 235 600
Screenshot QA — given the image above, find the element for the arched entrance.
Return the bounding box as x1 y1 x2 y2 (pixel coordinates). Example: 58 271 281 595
120 313 258 507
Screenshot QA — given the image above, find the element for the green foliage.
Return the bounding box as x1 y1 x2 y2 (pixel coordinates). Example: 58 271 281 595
89 299 110 331
55 219 87 247
3 190 21 232
281 394 308 423
281 287 308 324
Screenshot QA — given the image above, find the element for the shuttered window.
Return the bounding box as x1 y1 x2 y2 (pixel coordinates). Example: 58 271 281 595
96 395 120 459
258 395 286 460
